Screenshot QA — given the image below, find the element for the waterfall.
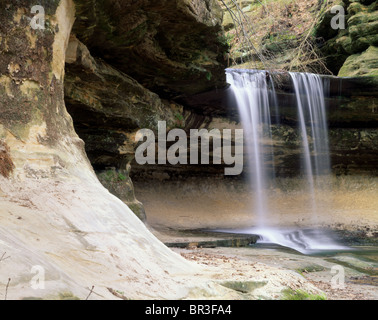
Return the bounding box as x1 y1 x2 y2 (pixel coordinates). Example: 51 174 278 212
226 69 274 226
289 72 331 222
290 72 331 175
223 68 347 254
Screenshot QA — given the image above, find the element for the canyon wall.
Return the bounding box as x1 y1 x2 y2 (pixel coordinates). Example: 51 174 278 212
0 0 228 300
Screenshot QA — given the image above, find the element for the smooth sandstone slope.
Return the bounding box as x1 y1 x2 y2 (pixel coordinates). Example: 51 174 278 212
0 0 193 300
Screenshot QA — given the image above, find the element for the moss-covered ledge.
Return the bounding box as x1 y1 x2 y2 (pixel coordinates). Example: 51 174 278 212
338 46 378 80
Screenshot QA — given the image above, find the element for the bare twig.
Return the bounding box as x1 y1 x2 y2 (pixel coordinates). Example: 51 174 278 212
107 287 130 300
0 252 10 262
219 0 334 75
4 278 11 300
85 285 95 300
220 0 268 68
286 0 333 74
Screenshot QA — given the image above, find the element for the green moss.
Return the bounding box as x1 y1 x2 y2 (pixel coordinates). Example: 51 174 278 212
101 169 128 182
296 265 325 275
118 172 127 181
103 169 116 182
338 46 378 78
174 112 185 128
127 202 146 221
96 168 146 221
58 292 80 300
221 281 267 294
21 293 80 301
281 288 326 300
217 33 234 47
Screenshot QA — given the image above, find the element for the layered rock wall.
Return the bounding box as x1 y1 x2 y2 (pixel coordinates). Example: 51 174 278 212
0 0 200 300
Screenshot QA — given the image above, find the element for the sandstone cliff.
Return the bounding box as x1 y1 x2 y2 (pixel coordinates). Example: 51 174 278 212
0 0 217 300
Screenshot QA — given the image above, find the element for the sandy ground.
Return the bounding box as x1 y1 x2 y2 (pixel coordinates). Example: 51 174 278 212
134 175 378 234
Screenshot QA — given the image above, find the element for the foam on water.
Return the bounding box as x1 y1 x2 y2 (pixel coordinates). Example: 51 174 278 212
217 227 349 254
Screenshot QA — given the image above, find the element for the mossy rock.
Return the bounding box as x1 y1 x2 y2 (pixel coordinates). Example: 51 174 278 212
314 0 346 40
58 292 80 300
338 45 378 79
96 168 146 222
126 202 147 222
281 288 326 300
318 0 378 73
221 281 267 294
348 10 378 26
223 11 235 31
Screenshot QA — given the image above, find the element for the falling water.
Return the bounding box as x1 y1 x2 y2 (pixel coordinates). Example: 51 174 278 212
289 73 331 174
289 72 331 221
224 69 347 254
226 69 274 226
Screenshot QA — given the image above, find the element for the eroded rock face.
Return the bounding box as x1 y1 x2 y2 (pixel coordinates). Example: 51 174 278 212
64 35 185 170
72 0 228 98
64 35 188 218
131 73 378 179
0 0 203 300
0 0 90 179
63 0 230 215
